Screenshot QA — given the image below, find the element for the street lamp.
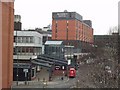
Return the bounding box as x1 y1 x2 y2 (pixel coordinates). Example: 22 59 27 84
23 69 28 85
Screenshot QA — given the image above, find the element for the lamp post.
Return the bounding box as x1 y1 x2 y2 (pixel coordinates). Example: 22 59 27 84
23 69 28 85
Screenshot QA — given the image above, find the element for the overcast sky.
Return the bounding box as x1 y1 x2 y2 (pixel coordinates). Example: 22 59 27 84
14 0 119 35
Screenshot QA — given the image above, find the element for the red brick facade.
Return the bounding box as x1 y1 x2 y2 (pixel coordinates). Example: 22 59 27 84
0 2 14 89
52 12 93 43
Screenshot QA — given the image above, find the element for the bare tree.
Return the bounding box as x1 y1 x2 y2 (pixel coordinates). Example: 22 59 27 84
107 26 118 35
91 26 119 88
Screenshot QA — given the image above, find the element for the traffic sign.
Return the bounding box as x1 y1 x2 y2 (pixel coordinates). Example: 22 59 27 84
23 69 28 72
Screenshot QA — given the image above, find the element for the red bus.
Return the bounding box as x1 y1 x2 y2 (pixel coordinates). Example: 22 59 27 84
68 67 76 78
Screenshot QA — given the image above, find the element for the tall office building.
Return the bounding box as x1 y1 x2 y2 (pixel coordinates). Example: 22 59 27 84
0 1 14 89
52 10 93 43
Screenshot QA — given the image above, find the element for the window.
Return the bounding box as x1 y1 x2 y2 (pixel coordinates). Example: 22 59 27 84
13 47 16 55
30 47 33 53
30 37 33 43
67 21 69 29
22 47 26 53
17 47 21 53
56 23 57 27
33 48 36 55
55 21 58 34
55 28 57 33
67 20 69 23
26 37 29 43
22 37 26 43
26 47 30 53
56 21 58 24
39 37 41 44
55 33 57 39
17 37 21 43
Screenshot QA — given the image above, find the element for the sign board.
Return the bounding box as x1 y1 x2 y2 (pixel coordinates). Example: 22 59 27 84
55 66 60 70
57 13 68 17
62 66 65 70
68 59 71 65
23 69 28 72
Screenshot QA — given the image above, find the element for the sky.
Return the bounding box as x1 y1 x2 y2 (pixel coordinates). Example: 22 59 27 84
14 0 119 35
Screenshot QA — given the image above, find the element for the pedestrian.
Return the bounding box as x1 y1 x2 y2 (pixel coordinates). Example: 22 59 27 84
61 77 63 80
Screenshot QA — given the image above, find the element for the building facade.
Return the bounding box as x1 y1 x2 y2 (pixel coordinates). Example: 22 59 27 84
94 33 119 48
13 30 43 80
14 30 43 60
44 41 65 59
52 11 93 43
0 2 14 89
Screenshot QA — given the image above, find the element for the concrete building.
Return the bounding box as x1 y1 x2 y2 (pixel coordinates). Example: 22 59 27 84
35 28 52 54
0 1 14 89
13 14 52 80
52 10 93 43
14 15 22 31
13 30 43 80
14 30 43 59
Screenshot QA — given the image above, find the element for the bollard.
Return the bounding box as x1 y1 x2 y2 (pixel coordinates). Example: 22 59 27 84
25 81 27 85
16 81 18 86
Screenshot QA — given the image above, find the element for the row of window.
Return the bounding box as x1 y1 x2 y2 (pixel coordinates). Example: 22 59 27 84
14 47 42 55
45 46 63 55
14 36 42 44
14 36 34 43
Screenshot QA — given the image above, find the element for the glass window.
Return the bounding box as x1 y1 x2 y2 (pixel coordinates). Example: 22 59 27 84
17 47 21 53
30 47 33 53
22 37 26 43
26 47 29 53
17 37 21 43
39 37 41 44
26 37 29 43
30 37 33 43
22 47 26 53
13 47 16 55
33 48 36 55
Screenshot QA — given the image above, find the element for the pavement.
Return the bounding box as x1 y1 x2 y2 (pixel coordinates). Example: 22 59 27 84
33 67 49 82
12 63 98 88
12 67 71 88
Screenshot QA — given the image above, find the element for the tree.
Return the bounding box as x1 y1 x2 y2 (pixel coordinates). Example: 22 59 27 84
91 26 119 88
107 26 118 35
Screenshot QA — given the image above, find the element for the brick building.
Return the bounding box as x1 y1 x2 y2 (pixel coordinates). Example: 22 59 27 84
52 10 93 43
0 1 14 89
